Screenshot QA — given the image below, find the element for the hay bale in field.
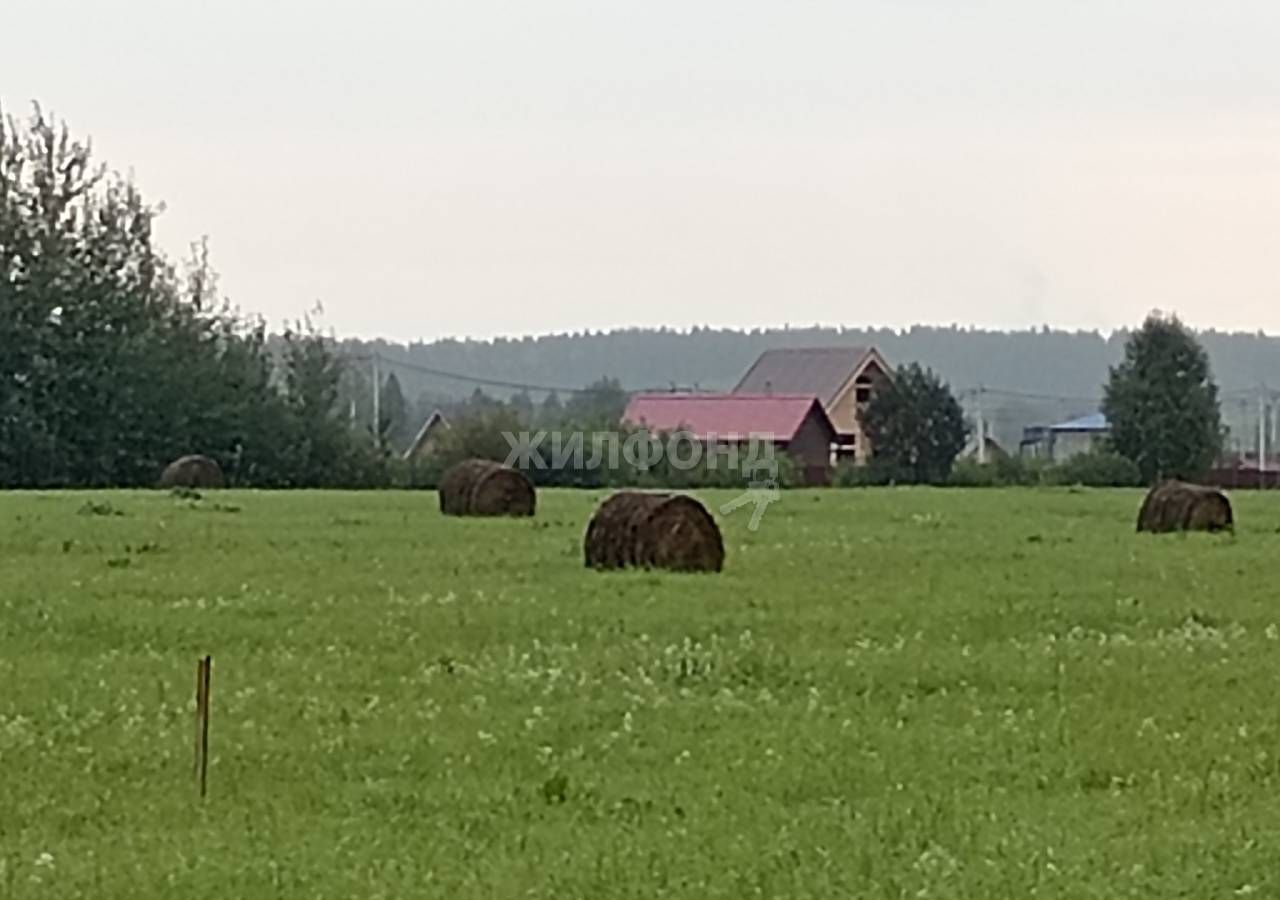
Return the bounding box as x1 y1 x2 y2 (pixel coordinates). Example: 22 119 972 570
584 491 724 572
439 460 494 515
1137 480 1233 534
159 455 224 489
438 459 535 517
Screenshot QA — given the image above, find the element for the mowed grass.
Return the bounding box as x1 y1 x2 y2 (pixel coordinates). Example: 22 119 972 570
3 487 1280 898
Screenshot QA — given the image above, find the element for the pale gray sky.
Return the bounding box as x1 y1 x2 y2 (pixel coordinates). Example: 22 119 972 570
7 1 1279 339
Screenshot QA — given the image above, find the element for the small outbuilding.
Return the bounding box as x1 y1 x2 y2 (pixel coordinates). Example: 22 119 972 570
1020 412 1109 463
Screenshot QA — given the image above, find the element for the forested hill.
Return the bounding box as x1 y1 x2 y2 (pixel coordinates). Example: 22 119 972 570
348 326 1280 397
345 325 1280 449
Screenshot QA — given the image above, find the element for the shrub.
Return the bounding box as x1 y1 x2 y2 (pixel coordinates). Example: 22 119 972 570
1046 450 1143 488
948 454 1050 487
948 458 1001 488
834 458 910 487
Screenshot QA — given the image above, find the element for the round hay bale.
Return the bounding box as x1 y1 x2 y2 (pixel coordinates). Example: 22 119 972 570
1137 480 1233 534
159 455 224 489
584 491 724 572
439 460 495 515
469 465 536 517
439 459 535 517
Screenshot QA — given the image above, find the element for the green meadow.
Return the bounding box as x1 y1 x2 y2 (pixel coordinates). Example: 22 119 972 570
3 488 1280 898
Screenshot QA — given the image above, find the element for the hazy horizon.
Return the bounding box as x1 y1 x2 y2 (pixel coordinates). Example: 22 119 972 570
8 1 1279 341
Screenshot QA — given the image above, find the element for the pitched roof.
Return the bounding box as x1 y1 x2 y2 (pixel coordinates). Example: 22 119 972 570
733 346 879 406
622 393 834 442
402 410 450 460
1051 412 1109 432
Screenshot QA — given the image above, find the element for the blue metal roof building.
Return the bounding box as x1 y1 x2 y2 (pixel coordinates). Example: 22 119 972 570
1050 412 1109 432
1021 412 1110 461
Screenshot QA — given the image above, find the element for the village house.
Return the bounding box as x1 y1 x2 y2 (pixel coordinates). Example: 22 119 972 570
732 346 892 463
622 393 838 485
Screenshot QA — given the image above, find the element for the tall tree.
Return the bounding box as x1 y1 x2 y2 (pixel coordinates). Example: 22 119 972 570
1104 313 1222 483
0 104 226 485
564 376 629 425
0 104 384 488
539 390 564 426
378 372 409 450
279 318 377 486
509 389 535 424
863 363 967 483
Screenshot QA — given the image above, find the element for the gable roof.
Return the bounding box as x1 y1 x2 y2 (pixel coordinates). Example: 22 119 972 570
402 410 450 460
733 346 882 406
622 393 835 442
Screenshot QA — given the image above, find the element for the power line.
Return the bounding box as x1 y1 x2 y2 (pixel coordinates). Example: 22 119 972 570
347 352 608 396
961 386 1103 403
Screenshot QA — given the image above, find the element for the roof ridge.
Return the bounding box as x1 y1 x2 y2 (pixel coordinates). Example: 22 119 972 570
633 392 818 400
759 345 868 353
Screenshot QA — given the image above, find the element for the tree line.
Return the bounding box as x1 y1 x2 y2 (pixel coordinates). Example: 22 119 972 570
0 106 383 488
346 323 1279 448
0 106 1240 491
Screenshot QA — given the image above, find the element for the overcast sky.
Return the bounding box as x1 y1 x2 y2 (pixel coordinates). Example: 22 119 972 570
7 1 1279 339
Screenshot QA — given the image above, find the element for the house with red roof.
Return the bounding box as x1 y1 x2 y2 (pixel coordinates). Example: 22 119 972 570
622 392 837 485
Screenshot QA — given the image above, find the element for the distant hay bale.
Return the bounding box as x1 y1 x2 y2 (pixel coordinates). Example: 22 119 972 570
159 455 224 489
1137 480 1234 534
439 460 494 515
584 491 725 573
438 459 535 517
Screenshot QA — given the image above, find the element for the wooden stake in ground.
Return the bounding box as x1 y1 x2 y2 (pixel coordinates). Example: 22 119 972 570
193 655 213 798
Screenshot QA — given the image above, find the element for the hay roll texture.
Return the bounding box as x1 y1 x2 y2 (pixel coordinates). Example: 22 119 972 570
159 455 224 489
584 491 724 572
1137 480 1233 533
439 459 536 517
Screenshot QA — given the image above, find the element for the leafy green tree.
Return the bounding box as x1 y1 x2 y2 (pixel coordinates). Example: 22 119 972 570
460 387 500 415
0 104 260 485
539 390 564 426
564 376 629 425
433 406 523 470
278 318 384 486
509 389 535 424
1103 313 1222 483
863 363 967 483
0 104 384 488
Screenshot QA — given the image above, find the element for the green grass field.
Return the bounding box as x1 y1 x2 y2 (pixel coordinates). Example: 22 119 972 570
3 487 1280 898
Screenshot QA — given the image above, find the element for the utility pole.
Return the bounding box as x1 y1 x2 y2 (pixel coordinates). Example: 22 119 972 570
1239 398 1250 459
1261 389 1269 477
372 354 382 451
975 386 987 465
1272 390 1278 460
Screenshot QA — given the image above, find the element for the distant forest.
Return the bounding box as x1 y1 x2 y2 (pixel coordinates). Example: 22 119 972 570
342 325 1280 453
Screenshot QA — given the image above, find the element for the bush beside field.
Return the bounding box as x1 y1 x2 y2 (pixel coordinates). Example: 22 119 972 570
947 450 1144 489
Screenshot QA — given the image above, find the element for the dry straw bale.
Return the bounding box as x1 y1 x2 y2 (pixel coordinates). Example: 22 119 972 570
1137 480 1234 534
159 455 224 489
438 459 536 517
584 491 724 573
